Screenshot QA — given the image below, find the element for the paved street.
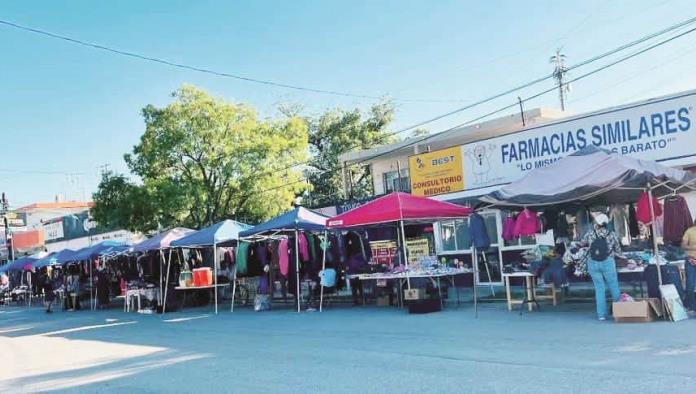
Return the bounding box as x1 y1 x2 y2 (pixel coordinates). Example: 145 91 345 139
2 303 696 393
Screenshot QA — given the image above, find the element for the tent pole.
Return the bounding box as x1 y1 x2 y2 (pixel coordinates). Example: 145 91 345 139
159 249 165 307
472 247 478 318
213 242 218 315
231 252 237 312
400 220 411 289
647 184 663 287
89 259 93 311
295 230 301 313
320 230 327 312
162 248 173 316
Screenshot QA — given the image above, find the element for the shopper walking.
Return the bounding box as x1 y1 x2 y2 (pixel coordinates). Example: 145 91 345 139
681 219 696 311
582 213 621 320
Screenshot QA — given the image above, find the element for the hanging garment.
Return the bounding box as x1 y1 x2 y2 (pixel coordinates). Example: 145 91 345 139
468 212 491 251
236 242 250 276
255 243 269 266
298 233 310 262
513 208 541 237
663 195 693 245
555 212 570 238
223 248 235 266
502 216 516 241
542 209 559 233
628 204 640 238
279 239 289 277
609 205 629 242
654 215 664 239
306 233 318 263
575 209 591 241
636 192 663 224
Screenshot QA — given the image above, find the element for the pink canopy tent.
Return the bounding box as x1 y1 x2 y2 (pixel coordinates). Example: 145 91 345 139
327 192 472 228
320 192 472 311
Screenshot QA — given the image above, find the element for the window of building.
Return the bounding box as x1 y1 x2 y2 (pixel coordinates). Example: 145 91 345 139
383 169 410 193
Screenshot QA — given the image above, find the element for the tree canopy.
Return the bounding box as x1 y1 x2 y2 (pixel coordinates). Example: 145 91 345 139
92 85 308 232
306 100 395 206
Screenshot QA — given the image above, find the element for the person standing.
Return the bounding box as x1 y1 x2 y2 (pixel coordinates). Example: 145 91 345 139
681 219 696 311
42 267 55 313
582 213 621 321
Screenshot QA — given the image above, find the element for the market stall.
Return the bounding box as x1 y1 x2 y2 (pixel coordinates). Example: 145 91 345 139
325 192 473 313
129 227 195 312
0 256 37 305
165 219 251 314
238 206 329 312
66 241 129 310
480 146 696 316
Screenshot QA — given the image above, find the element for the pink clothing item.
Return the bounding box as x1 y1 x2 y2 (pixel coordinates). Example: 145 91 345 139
502 216 516 240
636 192 662 224
279 239 289 276
298 233 310 262
513 209 541 237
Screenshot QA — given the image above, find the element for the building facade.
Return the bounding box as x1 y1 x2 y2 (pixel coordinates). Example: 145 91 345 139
339 89 696 286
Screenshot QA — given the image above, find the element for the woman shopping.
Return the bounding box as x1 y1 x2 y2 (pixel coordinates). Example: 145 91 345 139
582 213 621 321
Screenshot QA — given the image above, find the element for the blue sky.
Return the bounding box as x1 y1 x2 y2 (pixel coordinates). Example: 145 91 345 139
2 0 696 207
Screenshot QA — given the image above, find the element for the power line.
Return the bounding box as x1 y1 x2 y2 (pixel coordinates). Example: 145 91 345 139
250 22 696 197
0 19 468 104
0 168 85 175
236 15 696 183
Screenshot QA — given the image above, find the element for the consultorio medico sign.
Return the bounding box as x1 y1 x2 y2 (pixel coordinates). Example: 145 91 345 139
409 91 696 196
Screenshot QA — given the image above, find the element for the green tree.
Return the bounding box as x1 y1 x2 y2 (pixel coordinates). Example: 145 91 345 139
306 101 395 206
92 85 308 232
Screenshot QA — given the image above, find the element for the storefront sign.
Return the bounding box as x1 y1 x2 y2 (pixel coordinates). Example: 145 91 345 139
459 91 696 191
408 146 464 196
43 220 64 241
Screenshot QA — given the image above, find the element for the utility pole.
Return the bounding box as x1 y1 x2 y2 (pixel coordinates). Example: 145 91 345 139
550 48 570 111
1 193 14 262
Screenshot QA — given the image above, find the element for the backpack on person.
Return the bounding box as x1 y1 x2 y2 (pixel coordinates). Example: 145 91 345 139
589 231 610 261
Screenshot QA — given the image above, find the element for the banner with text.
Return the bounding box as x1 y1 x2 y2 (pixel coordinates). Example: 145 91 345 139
461 92 696 191
408 146 464 196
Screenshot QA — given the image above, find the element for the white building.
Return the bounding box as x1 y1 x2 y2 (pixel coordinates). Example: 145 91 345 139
339 89 696 286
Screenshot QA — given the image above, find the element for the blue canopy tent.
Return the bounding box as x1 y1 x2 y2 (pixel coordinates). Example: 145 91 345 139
238 207 329 312
62 241 130 310
164 220 251 314
132 227 194 253
33 249 78 269
0 256 37 273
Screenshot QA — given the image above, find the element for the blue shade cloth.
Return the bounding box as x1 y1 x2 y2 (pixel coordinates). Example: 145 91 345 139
33 249 77 269
132 227 195 253
69 240 128 261
0 256 37 272
170 220 252 247
239 207 328 238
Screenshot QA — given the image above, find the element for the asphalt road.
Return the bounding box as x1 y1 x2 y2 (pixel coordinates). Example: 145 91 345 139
2 302 696 393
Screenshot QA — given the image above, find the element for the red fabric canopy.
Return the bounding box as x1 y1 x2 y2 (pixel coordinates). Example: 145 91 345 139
326 192 472 228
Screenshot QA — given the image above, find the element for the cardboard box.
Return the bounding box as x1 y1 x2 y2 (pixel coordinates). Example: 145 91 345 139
404 288 426 300
376 295 390 307
612 298 663 323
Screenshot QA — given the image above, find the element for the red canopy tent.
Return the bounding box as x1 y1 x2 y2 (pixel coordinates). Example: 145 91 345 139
326 192 472 228
322 192 473 311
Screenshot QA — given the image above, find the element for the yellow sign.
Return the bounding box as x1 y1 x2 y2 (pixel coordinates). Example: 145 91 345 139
408 146 464 196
